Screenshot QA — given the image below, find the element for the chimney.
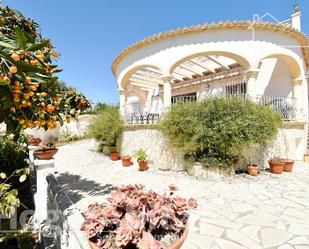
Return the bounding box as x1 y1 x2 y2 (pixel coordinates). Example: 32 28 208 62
291 4 301 30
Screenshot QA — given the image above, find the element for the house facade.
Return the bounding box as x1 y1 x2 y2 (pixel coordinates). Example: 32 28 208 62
112 7 309 165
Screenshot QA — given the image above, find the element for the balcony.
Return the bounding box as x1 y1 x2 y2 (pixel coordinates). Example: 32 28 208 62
123 94 300 125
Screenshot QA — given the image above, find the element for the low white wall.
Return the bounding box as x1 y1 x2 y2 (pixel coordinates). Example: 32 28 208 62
121 125 185 171
25 115 94 143
121 123 307 171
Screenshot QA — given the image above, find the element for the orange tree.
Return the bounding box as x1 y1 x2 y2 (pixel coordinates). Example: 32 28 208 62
0 6 90 137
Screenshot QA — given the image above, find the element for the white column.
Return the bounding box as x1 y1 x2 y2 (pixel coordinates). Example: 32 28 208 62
291 4 301 31
162 76 172 109
245 69 259 100
119 89 126 117
292 78 303 120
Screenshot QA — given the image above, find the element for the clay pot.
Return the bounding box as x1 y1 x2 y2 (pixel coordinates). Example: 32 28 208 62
28 138 41 146
33 149 58 160
122 156 132 167
88 224 189 249
247 164 259 176
268 161 285 174
283 159 295 172
138 160 148 171
110 152 119 161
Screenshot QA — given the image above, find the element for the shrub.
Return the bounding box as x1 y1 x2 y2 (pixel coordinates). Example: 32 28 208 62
0 134 28 174
160 97 282 169
88 106 123 146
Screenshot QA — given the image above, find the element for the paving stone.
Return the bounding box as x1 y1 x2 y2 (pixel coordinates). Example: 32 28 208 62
52 140 309 249
288 224 309 235
198 222 225 237
288 236 309 246
237 214 275 227
240 225 261 244
225 229 262 249
278 244 295 249
200 217 242 230
183 234 213 249
230 203 255 213
260 228 292 248
276 220 287 231
215 238 247 249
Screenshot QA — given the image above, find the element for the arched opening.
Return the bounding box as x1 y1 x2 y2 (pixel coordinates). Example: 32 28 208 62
121 65 164 124
120 65 164 90
168 52 250 103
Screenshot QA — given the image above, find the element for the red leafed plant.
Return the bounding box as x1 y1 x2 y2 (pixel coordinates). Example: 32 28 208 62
81 184 197 249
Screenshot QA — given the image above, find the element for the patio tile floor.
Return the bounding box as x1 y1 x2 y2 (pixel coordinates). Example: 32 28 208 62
54 140 309 249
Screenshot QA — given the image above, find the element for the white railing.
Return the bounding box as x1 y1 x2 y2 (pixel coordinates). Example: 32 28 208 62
123 94 299 124
256 95 297 121
123 100 162 125
171 95 197 105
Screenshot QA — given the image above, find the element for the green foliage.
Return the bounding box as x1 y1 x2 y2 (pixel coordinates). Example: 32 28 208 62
0 167 29 218
0 134 28 174
0 230 39 249
0 6 91 134
160 97 282 169
135 148 147 162
88 106 123 146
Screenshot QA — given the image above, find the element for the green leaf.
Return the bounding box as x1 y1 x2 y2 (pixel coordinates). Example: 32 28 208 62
15 28 27 49
0 79 8 85
27 39 50 51
19 174 27 183
0 41 16 49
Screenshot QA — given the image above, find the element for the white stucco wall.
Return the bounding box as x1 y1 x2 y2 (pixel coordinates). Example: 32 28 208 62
25 115 94 143
121 126 185 171
121 124 306 172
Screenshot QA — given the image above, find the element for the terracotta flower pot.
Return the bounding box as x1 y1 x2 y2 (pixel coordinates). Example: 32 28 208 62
247 164 259 176
283 159 295 172
88 224 189 249
138 160 148 171
33 149 58 160
110 152 120 161
122 156 132 167
28 138 42 146
268 161 285 174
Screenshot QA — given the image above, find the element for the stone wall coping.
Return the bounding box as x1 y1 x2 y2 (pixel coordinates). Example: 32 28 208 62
282 121 306 129
123 124 159 131
46 174 91 249
34 159 55 170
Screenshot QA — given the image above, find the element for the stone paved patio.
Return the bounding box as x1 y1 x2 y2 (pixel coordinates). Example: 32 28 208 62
54 140 309 249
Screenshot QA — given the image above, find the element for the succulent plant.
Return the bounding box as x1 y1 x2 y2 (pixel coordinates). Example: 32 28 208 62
81 184 197 248
38 143 56 151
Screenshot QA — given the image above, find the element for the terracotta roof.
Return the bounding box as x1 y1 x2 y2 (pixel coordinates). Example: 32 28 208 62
111 21 309 75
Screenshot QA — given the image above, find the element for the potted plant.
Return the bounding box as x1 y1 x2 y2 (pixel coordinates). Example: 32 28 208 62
81 184 197 249
33 143 58 160
110 147 120 161
121 155 132 167
135 148 148 171
27 135 42 146
268 157 285 174
246 163 259 176
282 159 295 172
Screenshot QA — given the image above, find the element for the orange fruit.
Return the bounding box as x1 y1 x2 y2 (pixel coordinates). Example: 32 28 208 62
11 53 20 61
9 66 17 73
25 76 31 83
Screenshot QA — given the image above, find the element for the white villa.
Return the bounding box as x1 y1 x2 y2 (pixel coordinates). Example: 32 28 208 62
112 6 309 166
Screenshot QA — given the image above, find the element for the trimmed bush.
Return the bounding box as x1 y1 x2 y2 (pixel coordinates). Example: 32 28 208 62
88 106 123 146
160 97 282 169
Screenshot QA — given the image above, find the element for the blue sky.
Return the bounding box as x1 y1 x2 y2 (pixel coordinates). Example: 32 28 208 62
5 0 308 104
